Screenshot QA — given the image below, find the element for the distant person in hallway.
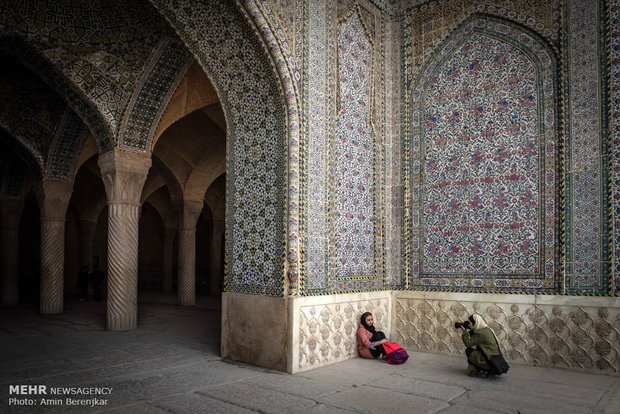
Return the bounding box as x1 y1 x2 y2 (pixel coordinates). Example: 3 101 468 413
357 312 388 359
77 265 90 302
459 314 501 376
90 266 105 302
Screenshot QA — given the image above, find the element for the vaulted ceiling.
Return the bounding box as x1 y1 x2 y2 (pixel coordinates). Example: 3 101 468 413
0 0 226 220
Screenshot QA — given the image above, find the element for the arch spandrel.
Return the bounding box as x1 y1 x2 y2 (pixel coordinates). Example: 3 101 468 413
46 108 89 181
151 61 222 148
150 0 293 297
118 38 193 151
406 14 559 294
0 36 115 153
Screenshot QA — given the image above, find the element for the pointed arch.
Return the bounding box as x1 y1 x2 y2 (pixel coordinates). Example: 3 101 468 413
46 108 89 181
236 0 303 293
149 0 292 296
118 38 193 151
0 37 115 152
0 127 42 187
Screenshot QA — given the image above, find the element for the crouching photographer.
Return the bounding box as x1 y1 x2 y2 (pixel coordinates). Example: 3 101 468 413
456 314 509 377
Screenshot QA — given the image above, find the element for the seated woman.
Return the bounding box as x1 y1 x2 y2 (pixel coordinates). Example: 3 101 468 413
357 312 388 359
460 314 501 376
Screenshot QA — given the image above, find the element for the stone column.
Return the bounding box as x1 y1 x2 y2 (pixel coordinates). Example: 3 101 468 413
79 218 98 270
0 198 24 306
161 226 175 293
208 219 224 296
99 150 151 330
178 200 203 305
37 181 73 314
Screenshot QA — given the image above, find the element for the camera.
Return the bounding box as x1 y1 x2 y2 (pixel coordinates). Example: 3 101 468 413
454 320 470 329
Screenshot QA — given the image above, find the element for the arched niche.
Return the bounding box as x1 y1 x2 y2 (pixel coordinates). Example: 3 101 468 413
406 14 559 293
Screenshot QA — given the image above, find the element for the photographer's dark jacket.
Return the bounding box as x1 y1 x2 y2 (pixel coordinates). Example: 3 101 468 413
461 327 500 370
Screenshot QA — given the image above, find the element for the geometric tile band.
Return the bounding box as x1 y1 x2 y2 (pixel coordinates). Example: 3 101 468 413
305 0 330 292
610 0 620 294
119 38 192 151
564 0 609 294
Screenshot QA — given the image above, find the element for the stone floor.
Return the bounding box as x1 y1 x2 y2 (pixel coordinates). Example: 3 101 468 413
0 292 618 414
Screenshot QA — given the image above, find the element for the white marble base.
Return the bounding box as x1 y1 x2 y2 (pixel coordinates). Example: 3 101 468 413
393 291 620 374
288 291 392 374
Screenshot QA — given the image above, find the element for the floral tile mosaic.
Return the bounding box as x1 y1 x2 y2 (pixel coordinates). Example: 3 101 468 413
333 12 375 279
406 15 560 293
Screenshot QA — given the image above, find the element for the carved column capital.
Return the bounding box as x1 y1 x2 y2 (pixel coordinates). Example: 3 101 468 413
80 218 98 239
36 180 73 221
180 199 203 230
98 150 151 205
163 225 176 245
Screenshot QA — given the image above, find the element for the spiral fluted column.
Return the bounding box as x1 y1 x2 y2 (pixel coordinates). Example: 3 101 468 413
162 226 175 293
107 202 140 329
208 219 225 297
40 219 66 313
178 200 203 306
0 198 24 306
79 218 98 269
99 150 151 331
37 181 73 315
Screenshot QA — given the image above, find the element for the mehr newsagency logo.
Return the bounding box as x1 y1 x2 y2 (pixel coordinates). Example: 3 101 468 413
8 385 112 408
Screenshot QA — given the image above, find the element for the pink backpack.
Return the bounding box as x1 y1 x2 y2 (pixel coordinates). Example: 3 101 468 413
382 342 409 365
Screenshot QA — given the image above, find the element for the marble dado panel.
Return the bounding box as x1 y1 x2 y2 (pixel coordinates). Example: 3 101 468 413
290 291 392 373
393 291 620 374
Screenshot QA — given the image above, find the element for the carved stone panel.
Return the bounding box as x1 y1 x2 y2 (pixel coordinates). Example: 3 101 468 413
293 291 391 372
393 292 620 374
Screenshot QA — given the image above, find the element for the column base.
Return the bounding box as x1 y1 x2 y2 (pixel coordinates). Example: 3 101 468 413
179 295 196 306
1 295 19 306
40 303 63 315
107 313 138 331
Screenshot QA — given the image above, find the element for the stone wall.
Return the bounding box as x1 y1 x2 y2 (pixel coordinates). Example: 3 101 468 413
289 291 391 373
287 291 619 374
393 291 620 374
